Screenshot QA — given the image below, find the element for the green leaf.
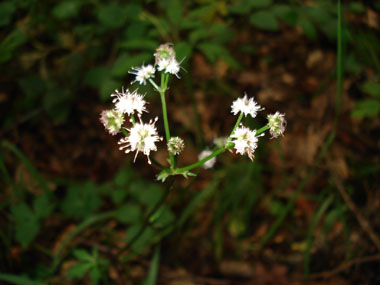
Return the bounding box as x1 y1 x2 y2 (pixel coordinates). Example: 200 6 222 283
33 194 53 219
166 0 183 26
250 10 279 31
111 188 128 205
250 0 272 8
126 225 156 253
43 88 71 123
11 203 40 248
89 267 102 285
150 206 175 228
0 273 43 285
18 76 46 106
129 182 163 209
142 246 160 285
111 53 152 77
115 203 142 224
100 78 120 102
349 2 365 13
119 39 159 51
61 182 102 219
0 1 16 27
361 81 380 98
84 67 110 89
299 18 317 40
96 4 128 29
52 0 83 20
67 263 91 278
352 99 380 118
73 249 93 262
198 42 228 63
272 5 298 26
0 29 28 63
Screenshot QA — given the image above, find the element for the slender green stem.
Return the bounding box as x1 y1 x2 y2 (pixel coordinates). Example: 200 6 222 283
149 156 168 170
257 124 270 135
176 147 226 173
149 78 160 91
229 112 244 138
121 128 129 137
159 73 174 167
335 0 343 129
130 114 136 125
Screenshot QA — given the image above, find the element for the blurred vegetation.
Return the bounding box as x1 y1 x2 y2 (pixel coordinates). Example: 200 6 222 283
1 0 380 284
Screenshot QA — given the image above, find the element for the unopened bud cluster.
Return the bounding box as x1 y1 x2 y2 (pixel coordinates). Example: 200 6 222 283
167 137 185 155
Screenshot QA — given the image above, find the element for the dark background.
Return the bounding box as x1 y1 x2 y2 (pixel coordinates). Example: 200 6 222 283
1 0 380 284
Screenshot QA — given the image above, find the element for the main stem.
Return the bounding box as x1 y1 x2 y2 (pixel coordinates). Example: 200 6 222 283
159 73 175 167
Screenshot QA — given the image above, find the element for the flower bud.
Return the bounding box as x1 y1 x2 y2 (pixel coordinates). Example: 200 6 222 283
167 136 185 155
267 112 286 138
100 109 124 135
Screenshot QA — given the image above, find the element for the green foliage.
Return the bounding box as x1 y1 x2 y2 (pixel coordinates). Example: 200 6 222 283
11 203 40 249
67 247 110 284
61 182 102 219
352 80 380 118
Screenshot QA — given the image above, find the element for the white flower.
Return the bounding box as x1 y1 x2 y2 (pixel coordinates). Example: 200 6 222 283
118 117 162 164
157 58 170 71
129 64 155 85
111 88 147 116
165 58 181 78
231 94 264 118
267 112 286 138
99 109 124 135
198 150 216 169
167 137 185 155
230 125 260 161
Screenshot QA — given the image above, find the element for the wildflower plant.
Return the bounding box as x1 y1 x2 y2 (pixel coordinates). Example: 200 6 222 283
100 43 286 182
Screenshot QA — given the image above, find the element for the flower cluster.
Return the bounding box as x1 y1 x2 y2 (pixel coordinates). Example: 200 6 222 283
154 43 181 78
100 43 286 181
228 95 285 161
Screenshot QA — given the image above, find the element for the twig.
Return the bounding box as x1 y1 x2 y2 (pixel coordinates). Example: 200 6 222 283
334 175 380 252
310 253 380 279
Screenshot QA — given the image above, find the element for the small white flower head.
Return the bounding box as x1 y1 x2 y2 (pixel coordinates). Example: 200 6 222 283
267 112 286 138
111 88 147 116
167 136 185 155
118 117 162 164
230 125 261 161
231 94 264 118
165 58 181 78
154 43 176 64
99 109 124 135
198 150 216 169
154 43 181 78
129 64 155 85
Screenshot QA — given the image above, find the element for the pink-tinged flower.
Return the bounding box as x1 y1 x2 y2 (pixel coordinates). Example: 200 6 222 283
231 94 264 118
99 109 124 135
267 112 286 138
230 125 261 161
111 88 147 116
118 117 162 164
